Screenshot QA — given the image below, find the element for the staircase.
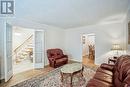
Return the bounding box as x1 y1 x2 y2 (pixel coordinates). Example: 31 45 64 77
13 35 34 63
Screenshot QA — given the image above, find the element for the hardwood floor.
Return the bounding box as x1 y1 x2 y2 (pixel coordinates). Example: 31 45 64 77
82 55 96 66
0 60 76 87
0 59 96 87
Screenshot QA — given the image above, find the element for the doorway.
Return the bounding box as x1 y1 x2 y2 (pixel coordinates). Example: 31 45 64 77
4 23 45 82
82 33 95 66
12 26 34 74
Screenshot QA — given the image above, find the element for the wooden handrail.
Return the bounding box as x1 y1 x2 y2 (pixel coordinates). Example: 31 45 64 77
14 35 33 53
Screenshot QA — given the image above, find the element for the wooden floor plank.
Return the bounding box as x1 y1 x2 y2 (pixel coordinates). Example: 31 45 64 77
0 60 95 87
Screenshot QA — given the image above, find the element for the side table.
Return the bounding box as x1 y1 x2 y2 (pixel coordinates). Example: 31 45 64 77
108 57 118 64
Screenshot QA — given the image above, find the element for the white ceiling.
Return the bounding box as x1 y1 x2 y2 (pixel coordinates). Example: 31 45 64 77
14 0 129 29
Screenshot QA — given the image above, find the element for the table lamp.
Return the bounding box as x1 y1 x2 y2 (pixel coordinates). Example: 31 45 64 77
111 44 122 56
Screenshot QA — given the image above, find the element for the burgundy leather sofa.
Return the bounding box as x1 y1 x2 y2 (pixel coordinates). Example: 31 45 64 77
47 48 68 68
87 55 130 87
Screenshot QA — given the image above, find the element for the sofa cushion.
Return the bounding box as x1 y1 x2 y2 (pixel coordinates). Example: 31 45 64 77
113 70 122 87
100 63 114 71
87 55 130 87
123 71 130 85
113 55 130 87
97 67 113 76
119 63 130 83
87 79 113 87
93 72 113 84
124 84 130 87
123 69 130 86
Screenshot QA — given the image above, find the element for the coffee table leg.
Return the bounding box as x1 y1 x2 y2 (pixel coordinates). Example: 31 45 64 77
81 71 83 77
70 74 73 87
81 67 84 77
61 72 63 82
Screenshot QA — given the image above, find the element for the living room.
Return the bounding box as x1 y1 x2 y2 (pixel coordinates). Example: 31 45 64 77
0 0 130 87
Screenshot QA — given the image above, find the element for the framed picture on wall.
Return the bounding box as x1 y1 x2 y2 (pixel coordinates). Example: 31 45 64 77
128 22 130 44
82 36 85 44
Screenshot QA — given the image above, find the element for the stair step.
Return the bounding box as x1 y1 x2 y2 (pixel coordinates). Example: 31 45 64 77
26 47 34 49
28 42 33 44
14 35 34 61
23 50 33 53
27 47 33 49
21 49 33 52
28 43 33 46
19 55 25 57
28 45 33 47
18 53 28 55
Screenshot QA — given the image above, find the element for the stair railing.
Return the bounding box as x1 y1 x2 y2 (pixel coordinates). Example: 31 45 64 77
13 35 33 62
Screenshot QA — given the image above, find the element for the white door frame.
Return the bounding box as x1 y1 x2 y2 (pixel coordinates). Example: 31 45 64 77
4 26 45 81
4 23 13 82
81 33 96 64
33 29 45 68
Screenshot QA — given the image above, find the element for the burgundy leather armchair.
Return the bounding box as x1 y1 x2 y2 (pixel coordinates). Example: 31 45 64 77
47 48 68 68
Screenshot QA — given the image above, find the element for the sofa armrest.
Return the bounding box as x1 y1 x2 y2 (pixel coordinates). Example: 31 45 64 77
100 63 114 71
49 58 56 61
49 58 56 67
123 84 130 87
63 55 68 58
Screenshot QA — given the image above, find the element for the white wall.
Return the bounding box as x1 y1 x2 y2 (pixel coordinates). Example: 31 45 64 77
44 28 65 65
7 19 66 65
128 9 130 22
0 19 5 79
82 35 88 56
0 19 65 80
127 9 130 50
65 21 127 64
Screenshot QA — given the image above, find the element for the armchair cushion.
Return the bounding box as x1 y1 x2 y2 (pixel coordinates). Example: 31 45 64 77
56 57 68 64
62 55 68 58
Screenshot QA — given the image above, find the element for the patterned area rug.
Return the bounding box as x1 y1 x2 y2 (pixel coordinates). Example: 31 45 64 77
12 65 98 87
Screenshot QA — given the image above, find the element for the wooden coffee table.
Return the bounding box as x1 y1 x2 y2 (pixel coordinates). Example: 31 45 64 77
60 63 83 87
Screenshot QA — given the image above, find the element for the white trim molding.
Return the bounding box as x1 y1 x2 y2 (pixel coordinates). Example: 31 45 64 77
0 75 4 80
34 63 44 68
69 58 82 62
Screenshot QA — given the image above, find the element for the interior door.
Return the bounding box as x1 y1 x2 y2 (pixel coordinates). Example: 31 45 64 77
4 23 13 82
34 30 44 68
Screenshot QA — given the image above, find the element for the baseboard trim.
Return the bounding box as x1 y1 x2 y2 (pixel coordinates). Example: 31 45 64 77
4 70 13 82
0 79 4 83
69 58 82 62
0 75 4 80
34 63 44 68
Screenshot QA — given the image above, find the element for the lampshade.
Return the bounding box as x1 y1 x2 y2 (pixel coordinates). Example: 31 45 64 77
111 44 122 50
